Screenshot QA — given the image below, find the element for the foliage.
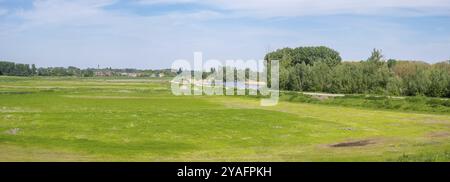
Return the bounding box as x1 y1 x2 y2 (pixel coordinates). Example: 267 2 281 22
266 48 450 98
279 92 450 114
265 46 342 67
0 61 176 78
0 61 33 76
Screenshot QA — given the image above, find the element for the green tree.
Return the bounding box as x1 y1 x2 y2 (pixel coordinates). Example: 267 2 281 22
0 61 15 75
14 64 31 76
386 76 403 96
427 62 450 97
330 63 363 93
403 66 430 96
387 59 397 70
266 46 342 67
31 64 37 76
368 49 383 62
310 62 332 92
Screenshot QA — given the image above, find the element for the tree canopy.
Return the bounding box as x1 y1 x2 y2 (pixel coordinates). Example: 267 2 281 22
265 46 342 67
265 48 450 98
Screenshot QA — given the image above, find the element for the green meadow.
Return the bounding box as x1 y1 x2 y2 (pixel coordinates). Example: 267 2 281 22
0 76 449 161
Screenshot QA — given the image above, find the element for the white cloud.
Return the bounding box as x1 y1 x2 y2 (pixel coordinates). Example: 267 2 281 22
13 0 225 28
135 0 197 5
0 0 449 68
16 0 116 25
0 0 278 68
137 0 450 17
13 0 450 27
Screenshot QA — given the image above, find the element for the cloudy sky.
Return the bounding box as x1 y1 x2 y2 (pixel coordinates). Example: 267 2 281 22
0 0 450 69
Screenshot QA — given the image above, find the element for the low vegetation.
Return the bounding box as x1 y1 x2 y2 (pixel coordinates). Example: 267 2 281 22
0 77 449 161
280 92 450 114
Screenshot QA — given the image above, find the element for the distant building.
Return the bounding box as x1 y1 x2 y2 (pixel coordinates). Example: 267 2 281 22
158 73 165 77
95 71 113 77
120 72 142 77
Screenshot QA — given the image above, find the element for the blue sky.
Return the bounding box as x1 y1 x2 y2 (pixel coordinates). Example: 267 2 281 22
0 0 450 69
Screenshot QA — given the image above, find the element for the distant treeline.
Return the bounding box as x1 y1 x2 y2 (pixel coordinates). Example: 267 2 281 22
266 47 450 98
0 61 37 76
0 61 176 77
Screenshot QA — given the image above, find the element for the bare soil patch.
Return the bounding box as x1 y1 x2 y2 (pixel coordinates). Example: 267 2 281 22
427 131 450 138
330 139 375 147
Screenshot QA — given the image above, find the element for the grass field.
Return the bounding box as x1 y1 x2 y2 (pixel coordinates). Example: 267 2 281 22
1 76 449 161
